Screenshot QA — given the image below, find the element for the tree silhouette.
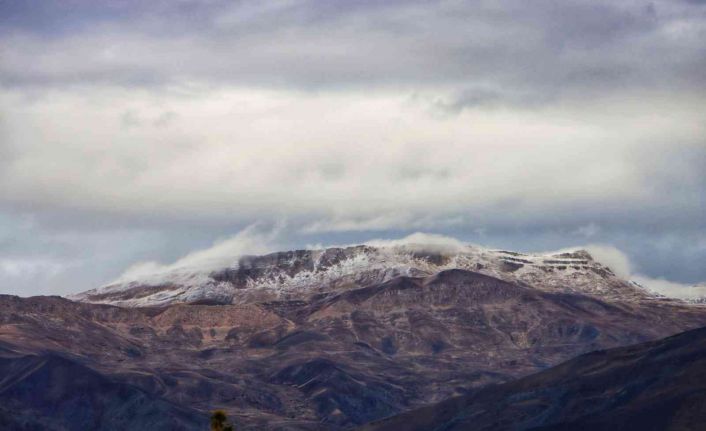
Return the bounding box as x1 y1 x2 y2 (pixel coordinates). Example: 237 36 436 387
210 410 234 431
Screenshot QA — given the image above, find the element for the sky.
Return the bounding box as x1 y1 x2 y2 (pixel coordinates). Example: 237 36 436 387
0 0 705 297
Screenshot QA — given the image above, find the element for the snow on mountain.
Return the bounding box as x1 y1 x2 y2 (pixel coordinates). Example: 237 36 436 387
70 243 657 307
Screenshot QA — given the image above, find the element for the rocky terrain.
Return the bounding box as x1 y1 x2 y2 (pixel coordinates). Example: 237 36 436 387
72 244 654 307
2 244 706 429
360 325 706 431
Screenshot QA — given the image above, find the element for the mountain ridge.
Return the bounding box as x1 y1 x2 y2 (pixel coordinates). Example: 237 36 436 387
71 244 658 307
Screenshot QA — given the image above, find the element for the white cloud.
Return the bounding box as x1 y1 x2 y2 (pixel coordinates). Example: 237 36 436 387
582 245 705 299
363 232 471 255
582 244 633 280
631 275 706 300
111 224 282 285
2 86 703 234
543 243 704 299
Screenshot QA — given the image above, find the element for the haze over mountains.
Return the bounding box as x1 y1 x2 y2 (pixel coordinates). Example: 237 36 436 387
3 241 706 429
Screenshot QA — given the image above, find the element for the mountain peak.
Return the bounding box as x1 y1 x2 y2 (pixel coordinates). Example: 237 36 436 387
70 243 654 307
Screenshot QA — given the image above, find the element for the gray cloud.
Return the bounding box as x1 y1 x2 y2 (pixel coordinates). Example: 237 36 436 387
1 1 705 98
0 0 705 295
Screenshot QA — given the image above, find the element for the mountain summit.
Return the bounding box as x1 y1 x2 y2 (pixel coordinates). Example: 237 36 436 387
72 244 654 307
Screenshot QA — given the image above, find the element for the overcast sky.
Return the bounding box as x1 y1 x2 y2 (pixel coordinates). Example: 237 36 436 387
1 0 705 297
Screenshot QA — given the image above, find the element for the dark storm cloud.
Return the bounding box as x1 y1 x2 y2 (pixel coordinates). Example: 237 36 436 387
1 0 705 100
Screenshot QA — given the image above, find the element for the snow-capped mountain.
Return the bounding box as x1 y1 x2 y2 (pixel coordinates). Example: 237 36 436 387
71 243 656 307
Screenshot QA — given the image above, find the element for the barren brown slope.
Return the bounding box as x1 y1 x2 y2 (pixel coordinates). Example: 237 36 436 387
2 270 706 429
359 325 706 431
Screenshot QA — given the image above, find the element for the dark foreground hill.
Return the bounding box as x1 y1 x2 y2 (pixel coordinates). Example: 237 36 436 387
360 325 706 431
0 347 205 430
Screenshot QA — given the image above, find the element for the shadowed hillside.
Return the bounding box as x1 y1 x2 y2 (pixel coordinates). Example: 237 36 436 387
0 348 205 430
360 326 706 431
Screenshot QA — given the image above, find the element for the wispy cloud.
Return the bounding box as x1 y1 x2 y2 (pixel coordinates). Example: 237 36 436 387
110 224 283 286
541 243 705 299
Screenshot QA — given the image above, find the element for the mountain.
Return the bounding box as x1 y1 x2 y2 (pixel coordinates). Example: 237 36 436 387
3 245 706 429
3 243 705 429
72 244 655 307
359 325 706 431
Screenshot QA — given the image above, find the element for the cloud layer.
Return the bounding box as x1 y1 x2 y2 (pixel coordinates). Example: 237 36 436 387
2 1 705 96
0 0 704 295
2 87 703 231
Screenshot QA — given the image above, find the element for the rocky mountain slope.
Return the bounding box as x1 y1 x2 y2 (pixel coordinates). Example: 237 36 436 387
3 259 706 429
0 348 205 431
359 325 706 431
72 244 655 307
